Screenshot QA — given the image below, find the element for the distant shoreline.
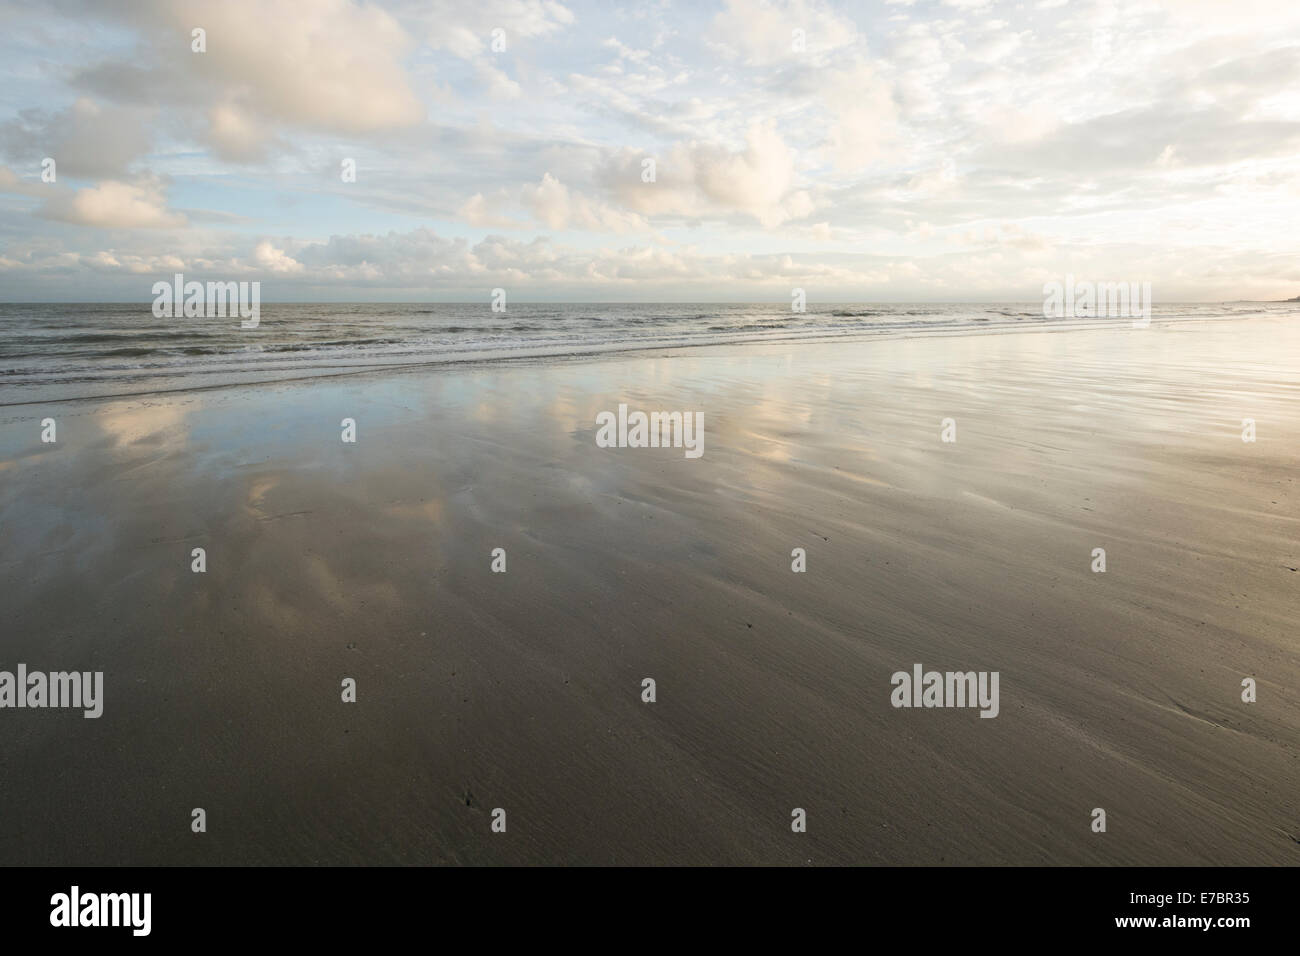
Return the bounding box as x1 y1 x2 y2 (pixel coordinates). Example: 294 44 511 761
1 306 1283 409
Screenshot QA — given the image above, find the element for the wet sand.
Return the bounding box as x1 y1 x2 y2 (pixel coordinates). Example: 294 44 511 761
1 316 1297 865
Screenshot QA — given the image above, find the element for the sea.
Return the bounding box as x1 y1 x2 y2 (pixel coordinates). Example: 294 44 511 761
0 301 1290 405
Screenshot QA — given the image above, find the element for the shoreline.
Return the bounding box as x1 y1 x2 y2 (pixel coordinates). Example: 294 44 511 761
2 317 1297 865
0 308 1278 410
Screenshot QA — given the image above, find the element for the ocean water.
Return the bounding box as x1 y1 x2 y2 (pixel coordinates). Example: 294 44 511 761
0 301 1288 405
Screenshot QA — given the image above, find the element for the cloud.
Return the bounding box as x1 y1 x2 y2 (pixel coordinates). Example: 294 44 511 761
712 0 860 65
820 59 900 171
204 103 274 163
69 0 425 158
475 62 522 99
250 239 303 273
0 98 152 178
457 192 524 228
3 223 1298 302
520 174 648 232
2 0 1300 299
455 175 649 232
0 165 45 197
603 122 816 228
81 250 188 274
39 177 187 228
412 0 575 56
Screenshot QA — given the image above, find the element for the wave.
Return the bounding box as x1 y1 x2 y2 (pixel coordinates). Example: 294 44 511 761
0 301 1285 404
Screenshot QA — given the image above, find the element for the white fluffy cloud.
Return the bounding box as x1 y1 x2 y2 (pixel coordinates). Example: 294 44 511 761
602 122 816 228
521 174 648 232
1 0 1299 298
251 240 304 273
40 177 187 229
74 0 425 157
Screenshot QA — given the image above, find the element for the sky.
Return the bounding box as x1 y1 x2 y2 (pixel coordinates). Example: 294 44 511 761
1 0 1299 302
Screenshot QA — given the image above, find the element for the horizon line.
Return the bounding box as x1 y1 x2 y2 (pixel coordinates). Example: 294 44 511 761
1 298 1293 306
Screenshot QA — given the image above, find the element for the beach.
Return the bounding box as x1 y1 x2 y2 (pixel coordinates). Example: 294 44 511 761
1 314 1297 866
